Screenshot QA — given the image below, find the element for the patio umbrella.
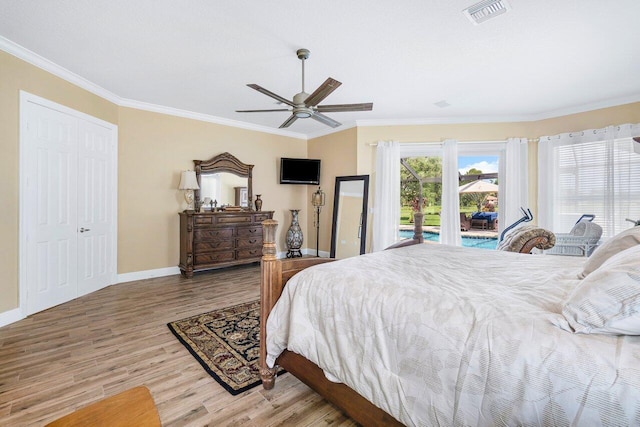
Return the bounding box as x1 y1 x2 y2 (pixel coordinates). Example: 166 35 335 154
458 180 499 212
458 180 499 194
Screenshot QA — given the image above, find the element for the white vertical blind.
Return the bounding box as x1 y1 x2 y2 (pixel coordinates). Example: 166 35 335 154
538 124 640 238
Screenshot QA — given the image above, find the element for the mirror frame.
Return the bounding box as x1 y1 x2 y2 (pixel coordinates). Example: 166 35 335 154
193 152 253 210
330 175 370 258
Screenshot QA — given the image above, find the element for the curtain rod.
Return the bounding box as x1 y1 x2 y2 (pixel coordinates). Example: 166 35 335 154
368 140 510 146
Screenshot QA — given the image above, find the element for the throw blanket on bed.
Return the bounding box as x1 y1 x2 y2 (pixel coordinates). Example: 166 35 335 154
266 244 640 426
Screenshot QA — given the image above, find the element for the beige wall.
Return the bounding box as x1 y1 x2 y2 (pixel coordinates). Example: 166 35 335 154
118 108 306 273
307 127 358 254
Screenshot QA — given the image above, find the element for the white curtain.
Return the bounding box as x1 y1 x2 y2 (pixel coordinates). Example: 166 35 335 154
501 138 529 230
440 139 461 246
372 141 400 251
538 123 640 239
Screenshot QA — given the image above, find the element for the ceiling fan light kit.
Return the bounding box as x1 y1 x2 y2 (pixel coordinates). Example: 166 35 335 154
236 48 372 128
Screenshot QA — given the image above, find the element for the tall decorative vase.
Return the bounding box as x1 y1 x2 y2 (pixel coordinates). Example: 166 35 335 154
286 209 303 258
254 194 262 211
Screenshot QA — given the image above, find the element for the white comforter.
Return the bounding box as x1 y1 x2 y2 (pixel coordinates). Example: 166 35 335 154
266 244 640 426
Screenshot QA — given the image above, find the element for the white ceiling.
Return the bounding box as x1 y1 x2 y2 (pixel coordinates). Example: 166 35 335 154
2 0 640 138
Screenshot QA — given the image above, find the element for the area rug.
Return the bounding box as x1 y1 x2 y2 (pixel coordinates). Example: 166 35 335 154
167 299 284 395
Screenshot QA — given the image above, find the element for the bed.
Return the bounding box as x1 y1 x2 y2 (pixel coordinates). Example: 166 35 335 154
259 218 640 426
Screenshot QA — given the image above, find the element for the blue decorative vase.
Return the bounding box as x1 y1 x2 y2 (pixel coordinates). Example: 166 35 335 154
286 209 303 258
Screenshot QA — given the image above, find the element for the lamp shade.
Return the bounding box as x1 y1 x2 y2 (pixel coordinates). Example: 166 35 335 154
178 171 200 190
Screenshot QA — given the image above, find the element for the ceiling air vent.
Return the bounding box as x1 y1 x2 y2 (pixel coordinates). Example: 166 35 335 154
463 0 511 25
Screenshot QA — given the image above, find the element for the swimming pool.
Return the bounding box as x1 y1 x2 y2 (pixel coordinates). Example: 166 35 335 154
398 230 498 250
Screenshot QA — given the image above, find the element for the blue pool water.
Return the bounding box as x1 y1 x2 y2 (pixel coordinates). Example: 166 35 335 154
399 230 498 250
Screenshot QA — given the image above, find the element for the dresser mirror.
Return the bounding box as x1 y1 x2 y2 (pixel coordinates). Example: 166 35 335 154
330 175 369 259
193 152 253 210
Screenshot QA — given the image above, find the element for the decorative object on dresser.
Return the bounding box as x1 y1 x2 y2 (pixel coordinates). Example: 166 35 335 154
179 152 274 277
178 170 200 211
254 194 262 211
311 187 325 257
234 186 248 207
201 197 212 213
286 209 303 258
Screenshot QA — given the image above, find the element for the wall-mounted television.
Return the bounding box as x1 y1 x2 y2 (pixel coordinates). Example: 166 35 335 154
279 158 321 185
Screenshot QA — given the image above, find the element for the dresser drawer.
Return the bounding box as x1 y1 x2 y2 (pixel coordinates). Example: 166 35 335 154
194 216 214 225
217 215 252 224
237 248 262 259
194 228 233 240
237 237 262 248
194 240 234 251
195 250 235 265
254 213 272 222
237 226 262 237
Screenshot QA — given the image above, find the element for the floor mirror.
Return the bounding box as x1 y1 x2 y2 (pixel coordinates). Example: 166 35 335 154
330 175 369 259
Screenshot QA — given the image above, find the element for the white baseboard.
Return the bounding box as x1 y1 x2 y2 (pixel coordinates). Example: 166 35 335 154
116 250 332 285
0 308 25 328
117 266 181 284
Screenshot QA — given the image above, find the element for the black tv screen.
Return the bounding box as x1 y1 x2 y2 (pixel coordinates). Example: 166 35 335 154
279 158 321 185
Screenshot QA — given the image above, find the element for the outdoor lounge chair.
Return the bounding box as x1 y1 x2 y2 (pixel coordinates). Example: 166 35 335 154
460 213 471 231
545 216 602 257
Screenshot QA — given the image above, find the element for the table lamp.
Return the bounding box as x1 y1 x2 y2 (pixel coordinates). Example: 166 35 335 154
178 170 200 211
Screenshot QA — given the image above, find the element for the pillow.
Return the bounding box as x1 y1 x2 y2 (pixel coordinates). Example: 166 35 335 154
579 226 640 278
562 244 640 335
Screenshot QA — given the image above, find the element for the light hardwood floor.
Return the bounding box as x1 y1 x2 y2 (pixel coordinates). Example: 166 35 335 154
0 264 358 426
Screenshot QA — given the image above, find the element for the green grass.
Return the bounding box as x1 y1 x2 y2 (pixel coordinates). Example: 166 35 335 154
400 205 480 226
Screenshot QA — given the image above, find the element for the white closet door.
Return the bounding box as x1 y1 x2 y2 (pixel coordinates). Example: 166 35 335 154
21 93 117 316
25 103 79 314
77 120 115 296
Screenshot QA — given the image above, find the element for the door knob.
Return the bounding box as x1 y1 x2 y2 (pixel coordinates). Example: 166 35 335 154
79 227 91 233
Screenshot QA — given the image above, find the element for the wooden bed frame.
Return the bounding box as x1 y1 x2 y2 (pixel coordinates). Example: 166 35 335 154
259 213 552 425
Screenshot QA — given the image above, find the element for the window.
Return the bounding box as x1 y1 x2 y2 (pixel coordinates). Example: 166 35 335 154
539 124 640 239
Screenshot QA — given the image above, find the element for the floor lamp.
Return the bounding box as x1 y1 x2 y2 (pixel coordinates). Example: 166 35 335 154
311 187 325 257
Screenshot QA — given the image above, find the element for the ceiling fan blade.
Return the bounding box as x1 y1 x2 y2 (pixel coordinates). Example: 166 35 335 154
236 108 290 113
279 114 298 128
311 112 341 128
316 103 373 112
247 84 295 107
304 78 342 107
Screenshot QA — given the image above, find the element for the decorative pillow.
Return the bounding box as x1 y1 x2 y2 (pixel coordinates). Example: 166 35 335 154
496 224 555 253
562 244 640 335
579 226 640 278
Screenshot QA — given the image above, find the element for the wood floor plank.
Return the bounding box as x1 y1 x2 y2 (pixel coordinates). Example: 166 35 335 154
0 264 358 426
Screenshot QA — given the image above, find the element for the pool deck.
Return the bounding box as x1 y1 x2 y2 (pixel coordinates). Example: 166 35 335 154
400 224 499 239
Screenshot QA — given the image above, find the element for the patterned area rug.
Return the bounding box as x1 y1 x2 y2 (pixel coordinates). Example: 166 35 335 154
167 299 283 395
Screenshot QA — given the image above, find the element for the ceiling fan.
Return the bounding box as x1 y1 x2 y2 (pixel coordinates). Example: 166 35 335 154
236 48 373 129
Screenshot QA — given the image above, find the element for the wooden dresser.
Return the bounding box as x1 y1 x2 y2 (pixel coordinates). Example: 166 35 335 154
179 210 274 278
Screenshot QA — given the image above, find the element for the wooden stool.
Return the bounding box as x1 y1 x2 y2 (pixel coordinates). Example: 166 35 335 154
45 386 161 427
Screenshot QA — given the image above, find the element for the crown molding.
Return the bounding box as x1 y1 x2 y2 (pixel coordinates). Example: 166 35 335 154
118 98 306 140
3 35 639 140
0 36 121 104
1 36 307 140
